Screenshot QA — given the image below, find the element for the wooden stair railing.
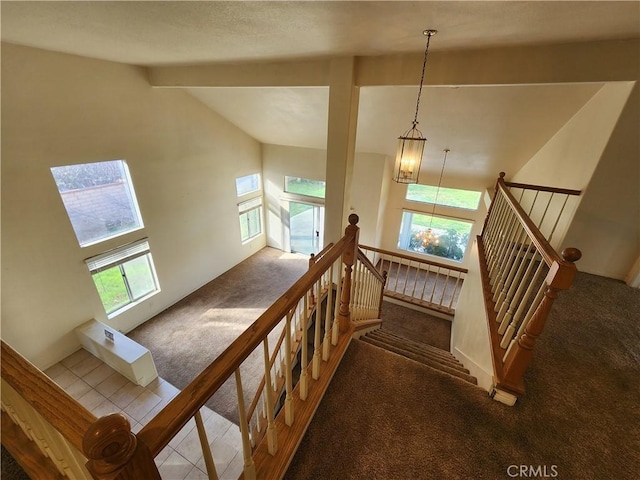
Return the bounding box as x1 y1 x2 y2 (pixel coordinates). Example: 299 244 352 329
1 340 160 480
1 215 387 480
360 244 467 315
479 173 582 401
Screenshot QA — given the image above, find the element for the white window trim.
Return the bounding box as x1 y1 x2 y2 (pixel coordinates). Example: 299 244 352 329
238 197 264 243
236 173 262 197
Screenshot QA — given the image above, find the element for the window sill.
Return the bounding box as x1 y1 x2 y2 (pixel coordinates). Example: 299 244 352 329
106 289 161 320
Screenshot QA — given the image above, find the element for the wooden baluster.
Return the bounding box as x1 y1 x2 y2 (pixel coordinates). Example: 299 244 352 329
448 273 462 309
351 259 361 320
194 410 218 480
378 271 388 318
489 210 520 285
502 248 581 388
308 254 316 306
485 192 507 261
401 259 412 295
322 261 334 361
492 225 526 303
83 413 161 480
496 240 535 323
420 264 431 301
547 194 570 244
312 274 322 380
500 255 545 345
284 311 294 426
262 339 277 455
336 214 359 333
439 270 451 307
411 263 422 298
331 258 343 346
503 280 547 356
300 293 309 400
481 172 506 237
234 370 256 480
428 267 441 303
497 243 536 331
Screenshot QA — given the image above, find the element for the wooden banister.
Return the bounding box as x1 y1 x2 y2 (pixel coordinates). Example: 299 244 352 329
1 340 96 452
480 173 582 401
139 219 359 456
496 175 562 268
503 180 582 196
356 248 387 283
360 244 468 274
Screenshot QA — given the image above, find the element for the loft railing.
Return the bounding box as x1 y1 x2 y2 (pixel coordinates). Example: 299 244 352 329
360 245 467 315
479 173 582 398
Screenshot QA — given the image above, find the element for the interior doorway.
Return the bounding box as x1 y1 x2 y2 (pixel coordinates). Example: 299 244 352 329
289 201 324 255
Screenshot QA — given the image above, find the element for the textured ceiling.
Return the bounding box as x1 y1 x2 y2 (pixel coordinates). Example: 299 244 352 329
2 1 638 186
2 1 638 65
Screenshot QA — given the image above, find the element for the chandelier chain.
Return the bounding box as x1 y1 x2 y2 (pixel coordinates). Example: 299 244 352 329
412 31 435 126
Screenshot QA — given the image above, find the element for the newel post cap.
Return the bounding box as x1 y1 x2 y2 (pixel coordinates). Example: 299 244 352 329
562 247 582 263
83 413 137 475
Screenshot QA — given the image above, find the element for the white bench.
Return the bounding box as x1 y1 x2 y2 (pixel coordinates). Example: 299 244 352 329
75 319 158 387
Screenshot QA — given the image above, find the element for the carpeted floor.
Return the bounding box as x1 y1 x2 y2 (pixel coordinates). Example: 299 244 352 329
128 247 309 425
380 301 451 351
286 272 640 479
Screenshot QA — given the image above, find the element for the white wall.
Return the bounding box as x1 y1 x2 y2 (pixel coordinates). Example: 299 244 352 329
262 144 388 250
511 82 637 279
1 44 265 368
449 239 493 391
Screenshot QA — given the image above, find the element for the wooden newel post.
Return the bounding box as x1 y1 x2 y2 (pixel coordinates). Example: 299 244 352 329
502 247 581 388
337 214 359 333
378 271 388 319
83 413 160 480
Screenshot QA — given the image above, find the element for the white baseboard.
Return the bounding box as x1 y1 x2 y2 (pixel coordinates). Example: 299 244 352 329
452 347 493 392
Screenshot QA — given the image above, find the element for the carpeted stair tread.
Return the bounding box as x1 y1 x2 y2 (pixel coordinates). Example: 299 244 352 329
360 336 477 385
360 334 470 377
369 329 462 364
365 331 465 369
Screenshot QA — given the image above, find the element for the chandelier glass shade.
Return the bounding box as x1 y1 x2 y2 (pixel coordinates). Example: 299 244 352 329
393 29 437 184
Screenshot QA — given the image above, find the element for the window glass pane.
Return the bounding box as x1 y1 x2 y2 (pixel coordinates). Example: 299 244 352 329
122 255 156 301
406 184 481 210
240 208 262 242
92 266 130 314
51 160 143 246
284 176 326 199
398 211 473 262
236 173 261 196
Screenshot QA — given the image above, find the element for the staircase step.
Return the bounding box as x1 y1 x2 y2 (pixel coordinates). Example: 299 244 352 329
368 329 461 365
357 337 478 386
359 336 477 385
366 333 464 371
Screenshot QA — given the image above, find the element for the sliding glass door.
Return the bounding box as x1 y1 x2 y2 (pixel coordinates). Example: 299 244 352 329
289 201 324 255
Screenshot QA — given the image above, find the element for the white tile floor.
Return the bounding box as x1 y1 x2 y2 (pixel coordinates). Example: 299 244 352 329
45 348 244 480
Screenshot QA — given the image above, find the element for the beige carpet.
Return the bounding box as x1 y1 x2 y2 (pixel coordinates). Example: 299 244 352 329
128 247 309 425
286 272 640 479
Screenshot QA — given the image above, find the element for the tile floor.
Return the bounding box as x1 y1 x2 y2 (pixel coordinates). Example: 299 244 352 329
44 348 244 480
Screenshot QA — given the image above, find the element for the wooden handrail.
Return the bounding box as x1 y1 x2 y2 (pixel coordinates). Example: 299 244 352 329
360 244 468 274
1 340 97 452
139 223 358 456
309 242 335 265
356 248 387 283
503 180 582 196
496 176 563 268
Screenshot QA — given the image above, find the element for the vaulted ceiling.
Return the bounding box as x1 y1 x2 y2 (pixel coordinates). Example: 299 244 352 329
2 1 638 186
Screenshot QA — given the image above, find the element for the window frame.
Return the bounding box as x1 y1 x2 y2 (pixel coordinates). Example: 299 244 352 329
50 159 144 248
85 238 160 317
284 176 326 200
238 197 263 243
405 184 482 211
397 209 474 263
235 173 262 197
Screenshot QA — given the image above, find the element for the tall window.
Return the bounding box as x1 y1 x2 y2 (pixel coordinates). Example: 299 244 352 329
52 159 159 317
235 173 261 196
85 239 160 317
406 184 481 210
51 160 143 247
284 176 326 199
398 211 473 262
239 197 263 243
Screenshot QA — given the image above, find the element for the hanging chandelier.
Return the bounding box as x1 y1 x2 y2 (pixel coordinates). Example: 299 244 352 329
393 29 438 184
418 148 449 248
